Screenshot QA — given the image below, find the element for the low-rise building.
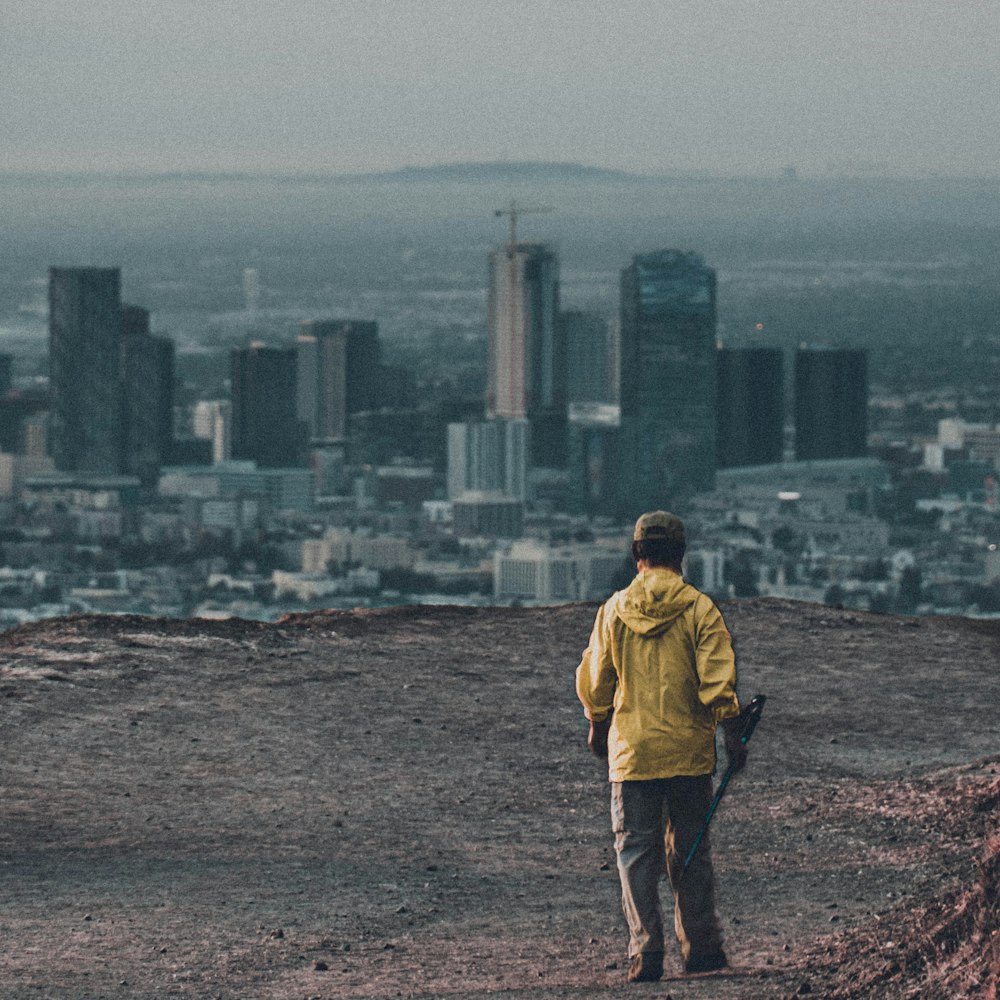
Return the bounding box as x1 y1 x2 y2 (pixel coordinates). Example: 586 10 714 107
160 462 313 511
0 453 55 498
272 568 379 601
452 492 524 539
303 528 417 573
494 539 623 603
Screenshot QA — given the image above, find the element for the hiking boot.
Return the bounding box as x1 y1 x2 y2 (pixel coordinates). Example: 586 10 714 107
684 949 728 974
627 951 663 983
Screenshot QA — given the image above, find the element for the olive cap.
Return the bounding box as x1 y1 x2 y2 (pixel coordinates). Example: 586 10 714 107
633 510 685 543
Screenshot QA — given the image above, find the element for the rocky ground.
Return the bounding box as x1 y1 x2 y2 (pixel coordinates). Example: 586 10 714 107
0 598 996 1000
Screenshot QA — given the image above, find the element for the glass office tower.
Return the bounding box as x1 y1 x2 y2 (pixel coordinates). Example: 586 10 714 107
619 251 717 511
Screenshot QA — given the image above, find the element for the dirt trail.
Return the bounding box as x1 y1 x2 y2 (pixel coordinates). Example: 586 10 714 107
0 600 996 998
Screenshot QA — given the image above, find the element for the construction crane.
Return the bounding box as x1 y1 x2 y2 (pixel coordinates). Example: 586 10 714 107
492 200 553 418
493 199 553 254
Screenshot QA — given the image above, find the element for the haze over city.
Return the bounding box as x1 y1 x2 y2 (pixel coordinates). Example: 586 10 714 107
4 0 999 178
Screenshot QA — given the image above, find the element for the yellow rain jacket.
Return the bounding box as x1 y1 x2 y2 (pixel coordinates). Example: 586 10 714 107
576 567 740 782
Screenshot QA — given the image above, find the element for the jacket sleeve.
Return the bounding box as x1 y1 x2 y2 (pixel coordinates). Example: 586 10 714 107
693 596 741 723
576 601 618 722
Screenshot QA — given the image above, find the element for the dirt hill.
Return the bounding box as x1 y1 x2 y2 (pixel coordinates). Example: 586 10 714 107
0 599 997 999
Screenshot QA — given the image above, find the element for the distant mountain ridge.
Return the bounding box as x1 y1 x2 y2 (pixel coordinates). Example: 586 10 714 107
364 161 645 183
0 162 655 184
5 163 997 185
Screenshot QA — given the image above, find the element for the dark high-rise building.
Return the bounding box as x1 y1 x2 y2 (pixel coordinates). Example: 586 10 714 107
619 251 717 511
0 354 12 397
562 311 615 405
487 242 565 466
347 409 443 468
567 403 623 519
49 268 175 485
716 347 784 468
49 267 126 474
231 344 303 468
0 389 49 455
121 304 175 486
794 348 868 460
297 320 382 441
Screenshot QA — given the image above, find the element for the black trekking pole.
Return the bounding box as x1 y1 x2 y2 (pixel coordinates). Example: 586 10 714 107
681 694 767 876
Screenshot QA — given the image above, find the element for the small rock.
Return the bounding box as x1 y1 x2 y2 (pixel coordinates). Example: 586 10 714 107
426 864 438 871
83 914 93 922
830 915 840 923
797 981 812 995
599 862 610 871
383 942 395 950
312 960 329 971
270 928 285 939
589 937 598 944
395 905 407 914
342 943 351 951
604 961 619 970
159 947 168 954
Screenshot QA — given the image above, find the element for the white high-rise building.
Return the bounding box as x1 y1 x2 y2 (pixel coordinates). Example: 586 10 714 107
242 268 260 313
486 243 559 421
494 539 623 602
192 400 232 465
447 419 529 501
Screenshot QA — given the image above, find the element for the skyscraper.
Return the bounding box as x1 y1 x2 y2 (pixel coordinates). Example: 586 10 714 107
49 268 176 485
794 348 868 460
242 267 260 313
49 267 125 474
486 242 564 465
562 311 615 405
567 403 623 519
447 419 529 502
0 354 12 397
619 251 718 511
297 320 382 441
231 344 303 468
121 304 175 486
192 400 232 464
716 347 784 468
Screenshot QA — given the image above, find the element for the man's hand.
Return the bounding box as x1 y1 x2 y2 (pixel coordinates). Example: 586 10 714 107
722 716 748 773
588 716 612 759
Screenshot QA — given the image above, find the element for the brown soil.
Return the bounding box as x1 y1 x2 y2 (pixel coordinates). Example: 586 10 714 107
0 598 997 999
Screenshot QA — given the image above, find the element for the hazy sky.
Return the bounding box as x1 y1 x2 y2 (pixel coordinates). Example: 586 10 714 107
3 0 998 177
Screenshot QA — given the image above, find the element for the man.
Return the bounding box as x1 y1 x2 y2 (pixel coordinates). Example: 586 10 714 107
576 510 747 983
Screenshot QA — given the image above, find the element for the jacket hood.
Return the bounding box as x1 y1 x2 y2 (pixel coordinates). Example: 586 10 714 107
615 567 700 636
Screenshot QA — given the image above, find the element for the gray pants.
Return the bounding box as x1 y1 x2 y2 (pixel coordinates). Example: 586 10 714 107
611 776 725 963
